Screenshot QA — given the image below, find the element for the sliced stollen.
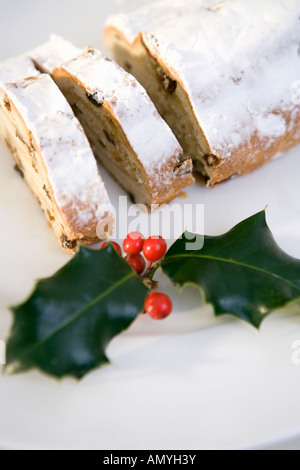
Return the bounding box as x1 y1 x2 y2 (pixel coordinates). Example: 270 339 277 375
105 0 300 185
0 70 114 252
29 37 194 207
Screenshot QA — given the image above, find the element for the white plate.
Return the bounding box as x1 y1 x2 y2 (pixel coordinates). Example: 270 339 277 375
1 0 300 451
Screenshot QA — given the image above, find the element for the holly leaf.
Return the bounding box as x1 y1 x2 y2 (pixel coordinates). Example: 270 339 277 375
4 245 148 379
161 211 300 327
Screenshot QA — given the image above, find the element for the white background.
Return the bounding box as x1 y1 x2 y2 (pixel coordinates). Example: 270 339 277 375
0 0 300 450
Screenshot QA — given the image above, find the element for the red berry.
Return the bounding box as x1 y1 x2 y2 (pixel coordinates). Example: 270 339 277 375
145 292 172 320
101 241 122 256
127 254 146 275
123 232 145 255
143 236 167 263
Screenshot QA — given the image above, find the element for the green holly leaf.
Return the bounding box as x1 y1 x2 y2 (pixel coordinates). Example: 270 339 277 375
4 245 148 379
161 211 300 328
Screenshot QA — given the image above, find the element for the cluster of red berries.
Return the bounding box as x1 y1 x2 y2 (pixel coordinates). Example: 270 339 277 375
101 232 172 320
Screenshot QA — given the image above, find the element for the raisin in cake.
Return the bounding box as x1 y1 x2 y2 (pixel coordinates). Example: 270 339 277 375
0 70 114 252
105 0 300 185
29 37 194 207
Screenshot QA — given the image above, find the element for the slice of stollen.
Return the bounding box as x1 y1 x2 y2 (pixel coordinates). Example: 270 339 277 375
29 36 194 207
105 0 300 185
0 69 114 252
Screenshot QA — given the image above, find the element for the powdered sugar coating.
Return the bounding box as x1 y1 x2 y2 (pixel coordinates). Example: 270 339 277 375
0 55 39 84
107 0 300 157
29 37 183 186
59 48 182 179
2 74 112 234
29 35 81 75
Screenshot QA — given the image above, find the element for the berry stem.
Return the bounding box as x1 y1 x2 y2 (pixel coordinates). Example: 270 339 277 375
148 261 161 280
147 261 153 272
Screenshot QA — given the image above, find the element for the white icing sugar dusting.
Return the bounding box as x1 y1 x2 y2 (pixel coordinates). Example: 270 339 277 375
107 0 300 157
57 48 182 177
255 114 287 139
28 35 81 75
2 74 112 234
0 55 39 84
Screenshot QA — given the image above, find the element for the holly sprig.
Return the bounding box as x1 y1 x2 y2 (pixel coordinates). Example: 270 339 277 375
4 210 300 379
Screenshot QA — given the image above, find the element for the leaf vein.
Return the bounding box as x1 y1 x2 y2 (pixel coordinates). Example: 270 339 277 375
163 254 300 290
22 272 135 355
